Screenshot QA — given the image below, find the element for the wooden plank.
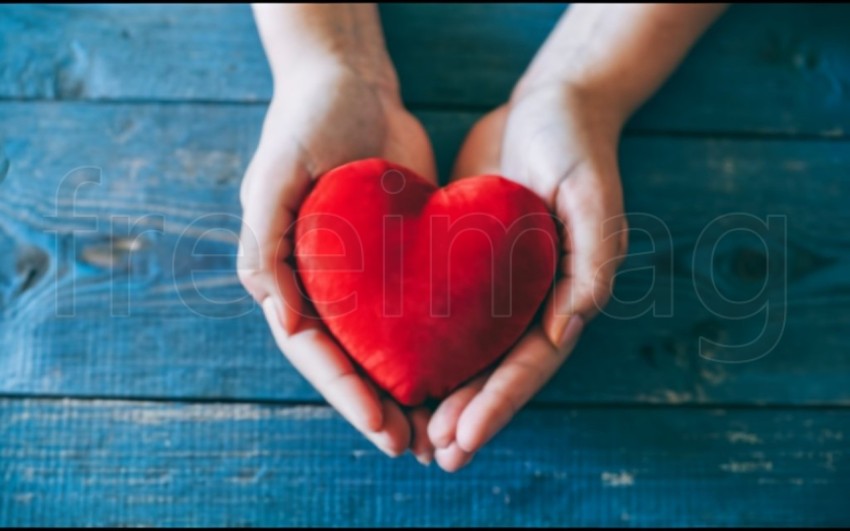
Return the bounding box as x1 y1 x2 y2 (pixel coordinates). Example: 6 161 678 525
1 101 849 405
3 4 850 135
0 398 848 526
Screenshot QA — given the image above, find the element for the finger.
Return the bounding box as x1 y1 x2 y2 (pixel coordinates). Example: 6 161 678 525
382 110 439 186
455 324 583 454
362 398 412 458
262 299 415 457
449 106 508 182
427 374 487 449
543 172 627 347
434 442 475 473
409 407 435 466
261 298 384 434
237 146 312 334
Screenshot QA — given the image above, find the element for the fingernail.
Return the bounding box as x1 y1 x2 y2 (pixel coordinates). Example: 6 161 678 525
415 451 434 466
433 429 454 449
435 443 475 473
376 443 403 459
558 315 585 352
261 296 286 332
550 314 570 347
429 420 454 449
433 434 453 450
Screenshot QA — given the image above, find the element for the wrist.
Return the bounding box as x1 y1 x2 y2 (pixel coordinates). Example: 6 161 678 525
254 4 400 100
513 3 726 128
270 51 400 103
510 77 627 144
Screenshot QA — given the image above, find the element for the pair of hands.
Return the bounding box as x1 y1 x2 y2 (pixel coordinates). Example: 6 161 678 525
237 59 627 472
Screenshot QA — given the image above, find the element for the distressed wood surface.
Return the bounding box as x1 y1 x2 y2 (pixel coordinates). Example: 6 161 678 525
3 4 850 135
1 398 848 527
2 4 850 527
1 102 849 405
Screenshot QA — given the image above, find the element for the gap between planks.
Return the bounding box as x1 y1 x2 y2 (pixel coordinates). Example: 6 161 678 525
0 99 847 141
1 392 848 412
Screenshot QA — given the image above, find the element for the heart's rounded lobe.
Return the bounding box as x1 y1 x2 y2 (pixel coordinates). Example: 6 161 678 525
295 158 558 406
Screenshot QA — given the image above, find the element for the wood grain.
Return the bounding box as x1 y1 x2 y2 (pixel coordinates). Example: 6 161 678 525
2 5 849 526
3 4 850 135
1 102 848 405
1 398 848 526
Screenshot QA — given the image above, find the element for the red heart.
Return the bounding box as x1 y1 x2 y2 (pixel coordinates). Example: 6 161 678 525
294 158 558 406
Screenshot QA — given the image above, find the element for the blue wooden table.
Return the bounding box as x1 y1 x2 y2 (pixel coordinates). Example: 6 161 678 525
2 4 849 526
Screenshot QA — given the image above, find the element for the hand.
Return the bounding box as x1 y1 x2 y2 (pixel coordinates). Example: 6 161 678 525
237 58 438 463
422 0 726 474
427 82 629 471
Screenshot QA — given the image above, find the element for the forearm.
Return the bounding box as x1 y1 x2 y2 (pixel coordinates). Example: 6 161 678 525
516 3 728 125
251 4 398 94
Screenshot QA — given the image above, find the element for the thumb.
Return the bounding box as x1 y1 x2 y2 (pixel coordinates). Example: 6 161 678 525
449 106 508 182
237 153 313 334
542 170 628 348
494 101 627 348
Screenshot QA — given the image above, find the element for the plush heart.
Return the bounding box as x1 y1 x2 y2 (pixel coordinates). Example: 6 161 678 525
294 158 558 406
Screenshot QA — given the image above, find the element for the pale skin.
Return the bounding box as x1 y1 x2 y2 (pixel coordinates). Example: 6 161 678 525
238 3 728 471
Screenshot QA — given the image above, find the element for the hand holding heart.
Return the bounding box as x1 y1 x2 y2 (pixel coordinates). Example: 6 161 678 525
237 7 625 470
424 82 628 471
239 1 730 473
238 62 438 461
238 64 628 470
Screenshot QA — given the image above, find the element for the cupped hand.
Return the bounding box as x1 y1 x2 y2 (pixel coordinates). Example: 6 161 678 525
428 83 630 471
237 61 437 463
